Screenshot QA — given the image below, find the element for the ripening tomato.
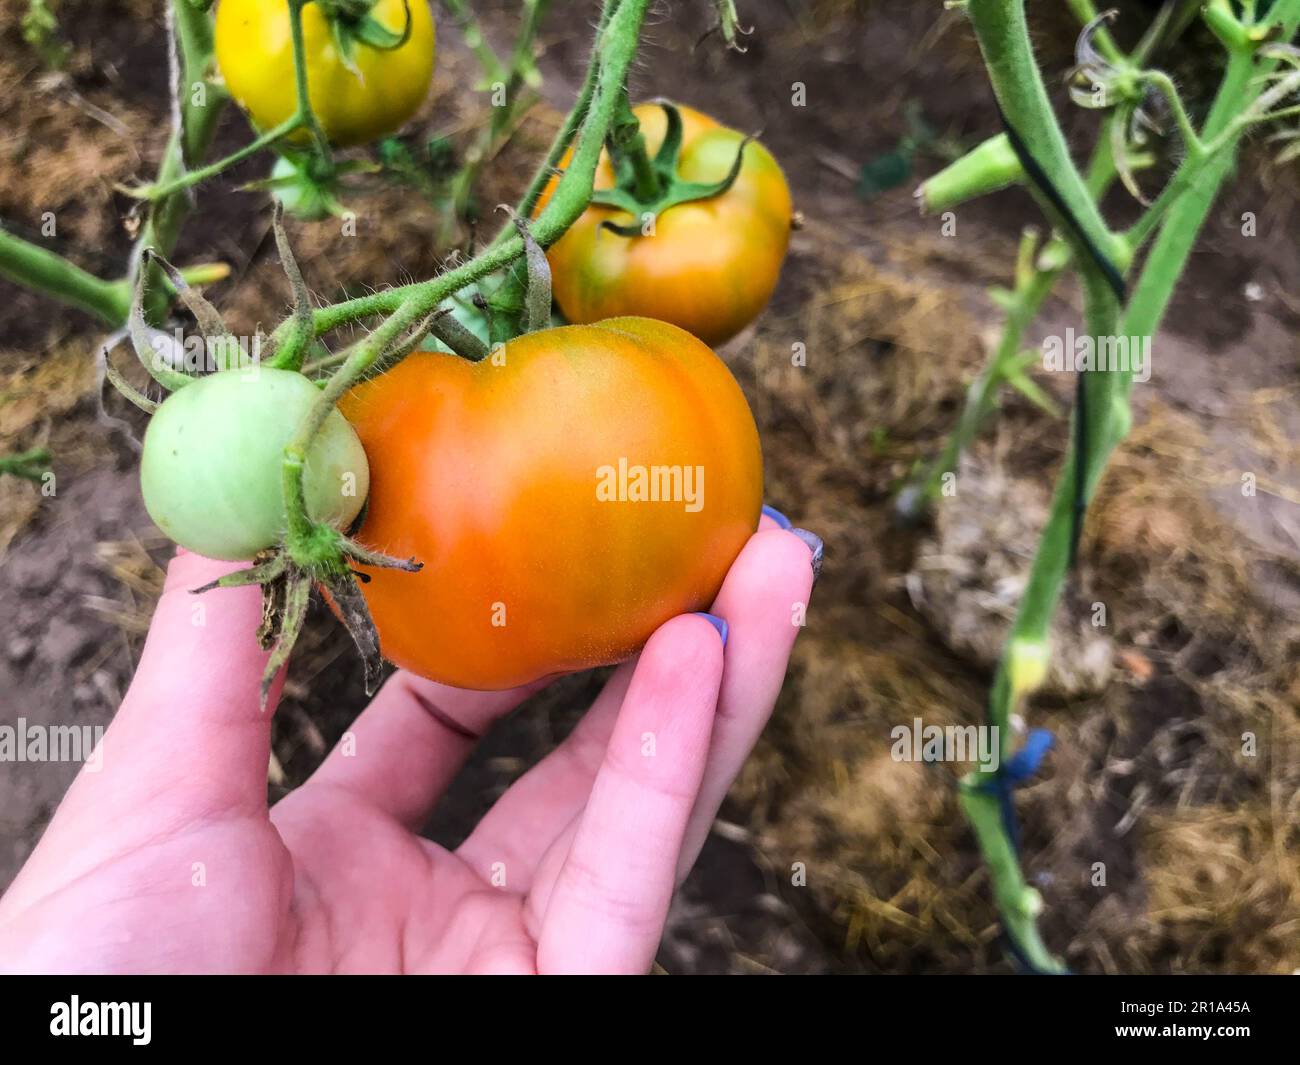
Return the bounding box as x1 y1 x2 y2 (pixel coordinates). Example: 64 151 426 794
339 317 762 690
140 369 370 562
215 0 436 149
536 103 792 347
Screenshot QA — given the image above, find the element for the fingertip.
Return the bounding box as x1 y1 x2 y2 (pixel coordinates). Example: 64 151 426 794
760 503 793 531
739 527 820 591
691 611 728 647
638 612 726 689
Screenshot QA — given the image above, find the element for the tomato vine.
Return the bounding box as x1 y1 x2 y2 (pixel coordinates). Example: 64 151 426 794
904 0 1300 973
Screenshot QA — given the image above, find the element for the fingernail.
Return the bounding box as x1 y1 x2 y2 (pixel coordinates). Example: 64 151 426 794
693 612 729 647
790 528 823 582
761 503 793 529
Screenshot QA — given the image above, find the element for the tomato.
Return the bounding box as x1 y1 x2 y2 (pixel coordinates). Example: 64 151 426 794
339 318 762 690
267 155 337 220
140 368 370 562
536 103 792 347
215 0 436 149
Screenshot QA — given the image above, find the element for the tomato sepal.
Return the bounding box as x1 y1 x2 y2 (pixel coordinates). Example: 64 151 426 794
591 100 754 238
323 0 415 76
192 522 422 710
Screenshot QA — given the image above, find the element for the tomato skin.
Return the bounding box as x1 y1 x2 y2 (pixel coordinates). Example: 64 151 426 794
215 0 436 149
140 369 370 562
537 104 792 347
340 318 763 690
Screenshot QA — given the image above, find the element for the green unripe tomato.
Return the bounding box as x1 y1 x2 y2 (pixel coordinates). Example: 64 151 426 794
140 368 370 561
269 156 336 222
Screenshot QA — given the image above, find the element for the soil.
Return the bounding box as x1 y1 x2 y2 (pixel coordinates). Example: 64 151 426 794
1 0 1297 973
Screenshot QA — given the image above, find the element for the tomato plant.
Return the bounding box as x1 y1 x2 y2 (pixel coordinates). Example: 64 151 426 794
215 0 437 149
339 317 763 690
535 102 792 347
140 368 370 562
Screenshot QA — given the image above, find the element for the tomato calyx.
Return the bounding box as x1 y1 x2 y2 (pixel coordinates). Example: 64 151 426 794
590 100 754 238
320 0 415 76
246 154 375 222
193 523 421 709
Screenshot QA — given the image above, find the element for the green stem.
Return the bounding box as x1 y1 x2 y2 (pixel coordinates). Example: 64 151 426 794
1139 70 1206 157
1122 5 1299 344
958 782 1062 972
954 0 1300 973
135 0 230 320
442 0 549 241
958 0 1138 975
609 93 661 201
282 299 428 544
966 0 1128 273
441 0 508 84
0 226 130 325
136 117 302 202
903 116 1121 514
289 0 332 160
496 0 618 239
173 0 226 165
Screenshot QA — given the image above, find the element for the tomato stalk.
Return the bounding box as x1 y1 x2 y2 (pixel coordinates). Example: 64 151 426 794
440 0 550 241
938 0 1300 973
899 116 1123 520
129 0 231 279
608 93 665 202
504 0 617 232
914 132 1024 215
0 226 131 326
288 0 334 161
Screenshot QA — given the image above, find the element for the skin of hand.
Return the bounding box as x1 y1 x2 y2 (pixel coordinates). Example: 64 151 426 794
0 513 817 974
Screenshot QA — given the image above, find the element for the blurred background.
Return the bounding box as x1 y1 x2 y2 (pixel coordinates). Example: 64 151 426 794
1 0 1297 972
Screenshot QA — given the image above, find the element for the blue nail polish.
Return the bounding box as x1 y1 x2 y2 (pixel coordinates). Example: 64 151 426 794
693 612 729 647
790 528 824 582
761 503 793 529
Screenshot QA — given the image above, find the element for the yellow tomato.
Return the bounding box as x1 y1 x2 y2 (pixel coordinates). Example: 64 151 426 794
215 0 436 148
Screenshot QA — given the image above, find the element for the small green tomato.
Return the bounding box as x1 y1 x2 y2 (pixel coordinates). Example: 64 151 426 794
140 368 370 561
269 156 338 222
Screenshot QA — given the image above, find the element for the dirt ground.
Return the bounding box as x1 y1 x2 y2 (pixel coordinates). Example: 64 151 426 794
1 0 1297 973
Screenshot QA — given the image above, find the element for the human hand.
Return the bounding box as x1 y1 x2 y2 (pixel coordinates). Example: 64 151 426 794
0 512 818 974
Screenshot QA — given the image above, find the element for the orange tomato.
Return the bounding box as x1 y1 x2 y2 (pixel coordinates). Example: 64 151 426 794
536 103 792 347
339 317 762 690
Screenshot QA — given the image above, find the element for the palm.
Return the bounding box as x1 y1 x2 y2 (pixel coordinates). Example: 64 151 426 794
0 525 814 974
